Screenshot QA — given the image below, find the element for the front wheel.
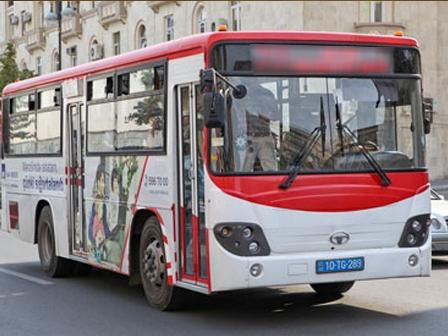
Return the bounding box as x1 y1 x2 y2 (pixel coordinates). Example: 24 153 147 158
310 281 355 296
37 206 74 277
139 218 186 311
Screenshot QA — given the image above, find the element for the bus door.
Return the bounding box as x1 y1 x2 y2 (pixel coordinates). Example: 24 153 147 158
177 84 208 286
67 103 87 254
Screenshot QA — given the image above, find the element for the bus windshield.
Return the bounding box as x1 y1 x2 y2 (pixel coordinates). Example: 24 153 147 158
209 76 425 174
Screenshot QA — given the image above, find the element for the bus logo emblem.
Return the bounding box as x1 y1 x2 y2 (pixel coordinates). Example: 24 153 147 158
330 232 350 245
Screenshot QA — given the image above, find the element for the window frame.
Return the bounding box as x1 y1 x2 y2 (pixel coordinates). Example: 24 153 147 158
370 1 385 23
3 84 63 158
112 31 121 56
85 60 168 156
165 15 174 41
230 1 242 31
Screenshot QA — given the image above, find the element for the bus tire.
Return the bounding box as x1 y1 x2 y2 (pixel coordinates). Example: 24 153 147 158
139 217 185 311
37 205 73 277
310 281 355 296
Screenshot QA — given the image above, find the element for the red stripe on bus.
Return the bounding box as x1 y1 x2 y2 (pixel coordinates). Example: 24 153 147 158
119 156 149 272
131 157 149 215
162 235 168 244
167 275 174 286
171 204 176 243
192 214 200 279
205 228 211 293
180 206 186 277
208 171 429 212
166 262 172 270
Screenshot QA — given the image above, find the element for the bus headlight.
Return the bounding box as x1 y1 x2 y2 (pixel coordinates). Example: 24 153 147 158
398 214 430 248
214 223 270 256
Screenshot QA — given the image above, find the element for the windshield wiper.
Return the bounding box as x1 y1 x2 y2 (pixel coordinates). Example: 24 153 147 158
279 96 326 189
339 124 391 187
335 98 344 156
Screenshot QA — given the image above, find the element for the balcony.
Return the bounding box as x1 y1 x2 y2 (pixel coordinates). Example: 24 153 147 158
97 1 127 29
147 1 181 13
61 14 82 42
25 28 46 53
353 22 406 35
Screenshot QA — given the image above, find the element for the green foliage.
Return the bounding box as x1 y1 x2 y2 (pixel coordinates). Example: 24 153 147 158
126 70 163 133
0 42 34 94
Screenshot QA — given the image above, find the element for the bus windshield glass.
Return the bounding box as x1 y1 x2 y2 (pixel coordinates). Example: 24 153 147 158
209 43 424 175
209 76 425 174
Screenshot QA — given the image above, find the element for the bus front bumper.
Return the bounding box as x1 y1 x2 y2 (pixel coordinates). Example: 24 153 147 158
210 238 431 292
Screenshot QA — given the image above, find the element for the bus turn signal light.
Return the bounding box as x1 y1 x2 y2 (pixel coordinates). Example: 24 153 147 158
217 24 228 32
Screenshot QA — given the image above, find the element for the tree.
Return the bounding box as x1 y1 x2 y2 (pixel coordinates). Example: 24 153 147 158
0 42 34 93
127 69 163 135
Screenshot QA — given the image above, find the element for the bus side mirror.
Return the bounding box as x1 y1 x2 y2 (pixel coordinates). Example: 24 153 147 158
423 97 433 134
204 92 225 128
200 69 215 93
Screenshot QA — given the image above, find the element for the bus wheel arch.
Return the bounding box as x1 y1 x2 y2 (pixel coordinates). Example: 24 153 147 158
129 209 157 286
34 200 50 244
36 204 73 277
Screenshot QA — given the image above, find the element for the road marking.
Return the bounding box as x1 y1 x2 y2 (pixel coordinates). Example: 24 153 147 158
0 267 54 285
11 292 25 297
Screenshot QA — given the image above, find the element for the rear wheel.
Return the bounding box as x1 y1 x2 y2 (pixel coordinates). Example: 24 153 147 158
37 206 74 277
310 281 355 296
139 217 185 311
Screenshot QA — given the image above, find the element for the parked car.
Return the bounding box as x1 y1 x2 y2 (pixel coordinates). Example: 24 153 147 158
431 189 448 253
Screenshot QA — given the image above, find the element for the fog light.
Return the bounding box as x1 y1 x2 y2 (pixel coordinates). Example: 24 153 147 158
411 220 422 232
408 254 419 267
407 233 417 246
242 227 253 239
221 226 232 238
248 241 260 254
250 263 263 277
432 218 442 230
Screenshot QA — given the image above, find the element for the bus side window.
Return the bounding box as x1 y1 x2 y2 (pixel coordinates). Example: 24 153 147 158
87 75 115 101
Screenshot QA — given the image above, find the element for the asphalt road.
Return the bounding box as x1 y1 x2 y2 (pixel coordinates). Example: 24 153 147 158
1 231 448 336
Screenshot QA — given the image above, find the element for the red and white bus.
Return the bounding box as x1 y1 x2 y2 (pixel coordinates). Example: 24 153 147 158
1 31 431 310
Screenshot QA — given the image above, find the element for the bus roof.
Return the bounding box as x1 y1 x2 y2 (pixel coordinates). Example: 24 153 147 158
2 31 418 97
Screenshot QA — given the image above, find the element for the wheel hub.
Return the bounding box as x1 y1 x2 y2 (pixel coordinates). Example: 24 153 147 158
143 239 165 287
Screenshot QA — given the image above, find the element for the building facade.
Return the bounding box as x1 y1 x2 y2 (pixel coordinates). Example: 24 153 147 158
0 0 447 179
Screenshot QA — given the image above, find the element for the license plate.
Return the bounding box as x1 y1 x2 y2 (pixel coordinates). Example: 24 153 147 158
316 257 365 274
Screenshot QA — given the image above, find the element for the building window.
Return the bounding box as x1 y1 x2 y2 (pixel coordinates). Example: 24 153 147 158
370 1 384 23
195 5 207 33
67 46 77 67
38 1 44 26
165 15 174 41
52 50 60 71
113 31 120 55
231 1 241 31
89 38 103 60
137 24 147 49
36 56 42 75
20 10 26 36
7 14 16 39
